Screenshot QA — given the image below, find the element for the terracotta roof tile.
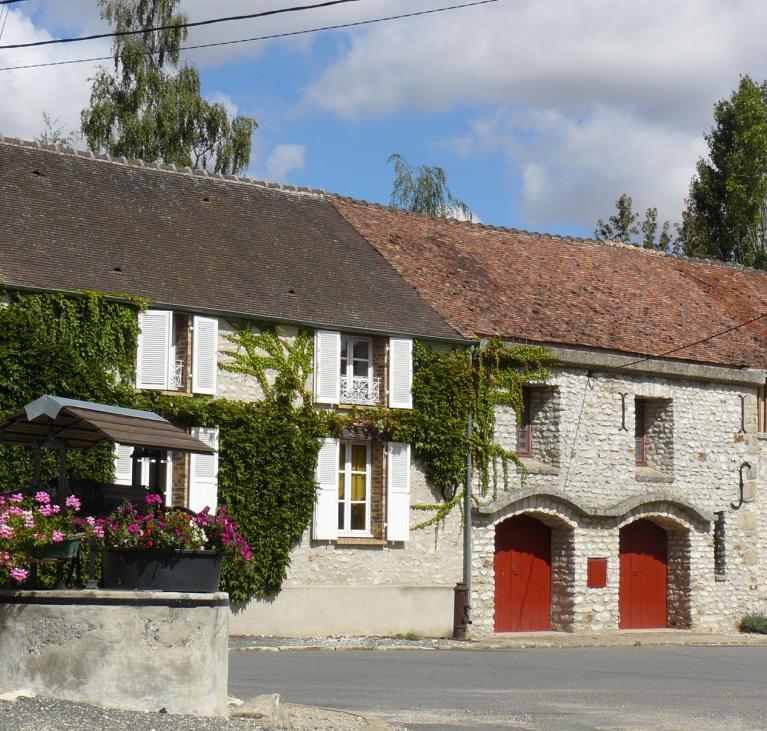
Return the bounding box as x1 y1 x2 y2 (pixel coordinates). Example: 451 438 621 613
332 197 767 369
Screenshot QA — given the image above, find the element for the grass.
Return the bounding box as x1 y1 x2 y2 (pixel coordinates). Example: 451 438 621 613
739 613 767 634
393 632 424 641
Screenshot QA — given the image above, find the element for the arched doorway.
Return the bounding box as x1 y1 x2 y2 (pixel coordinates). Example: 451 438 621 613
494 515 551 632
619 519 668 629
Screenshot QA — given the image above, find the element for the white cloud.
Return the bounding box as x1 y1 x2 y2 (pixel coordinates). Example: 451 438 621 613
301 0 767 230
0 9 108 142
264 143 306 181
448 107 705 231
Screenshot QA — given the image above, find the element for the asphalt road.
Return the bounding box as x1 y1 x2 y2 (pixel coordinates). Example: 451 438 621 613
229 645 767 730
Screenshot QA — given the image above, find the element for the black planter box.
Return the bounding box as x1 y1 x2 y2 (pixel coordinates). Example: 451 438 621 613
101 548 223 592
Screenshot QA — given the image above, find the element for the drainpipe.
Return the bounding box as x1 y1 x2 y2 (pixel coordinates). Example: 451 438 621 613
463 344 477 626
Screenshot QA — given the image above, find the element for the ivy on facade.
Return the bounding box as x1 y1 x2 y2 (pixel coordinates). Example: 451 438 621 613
0 292 553 600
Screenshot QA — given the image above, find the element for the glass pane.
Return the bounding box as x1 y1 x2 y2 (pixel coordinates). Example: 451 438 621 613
341 338 349 358
351 473 366 501
338 502 345 530
337 472 345 500
353 359 369 378
351 445 367 472
353 341 369 360
351 504 366 531
339 447 345 471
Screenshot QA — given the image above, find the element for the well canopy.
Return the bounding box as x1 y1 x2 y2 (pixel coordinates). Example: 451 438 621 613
0 396 214 454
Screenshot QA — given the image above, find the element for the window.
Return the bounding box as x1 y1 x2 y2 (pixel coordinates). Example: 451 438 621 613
516 387 532 457
339 336 380 405
337 442 371 535
114 444 174 505
635 399 646 466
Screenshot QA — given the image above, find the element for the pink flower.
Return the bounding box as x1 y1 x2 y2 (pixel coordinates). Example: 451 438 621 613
145 493 163 506
52 531 64 543
127 523 139 534
38 504 53 517
86 516 96 526
9 493 23 504
51 505 60 515
0 524 12 539
9 567 28 582
65 495 81 511
34 491 50 505
93 525 105 539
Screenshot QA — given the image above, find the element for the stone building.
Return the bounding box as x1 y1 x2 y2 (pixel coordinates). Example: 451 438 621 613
2 136 766 636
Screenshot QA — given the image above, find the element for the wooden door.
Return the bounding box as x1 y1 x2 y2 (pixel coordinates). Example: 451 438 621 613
619 519 667 629
494 515 552 632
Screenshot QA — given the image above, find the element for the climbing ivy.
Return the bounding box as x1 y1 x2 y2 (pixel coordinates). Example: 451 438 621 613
0 290 554 599
0 290 143 488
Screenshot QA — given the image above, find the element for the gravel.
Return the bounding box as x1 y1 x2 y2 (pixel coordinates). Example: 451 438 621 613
0 696 372 731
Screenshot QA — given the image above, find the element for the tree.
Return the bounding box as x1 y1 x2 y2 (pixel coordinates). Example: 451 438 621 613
388 153 471 219
595 194 674 251
37 111 80 147
81 0 256 174
680 76 767 268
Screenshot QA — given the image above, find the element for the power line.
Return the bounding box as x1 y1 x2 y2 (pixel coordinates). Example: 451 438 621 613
0 0 367 50
617 310 767 370
0 0 501 72
0 1 31 5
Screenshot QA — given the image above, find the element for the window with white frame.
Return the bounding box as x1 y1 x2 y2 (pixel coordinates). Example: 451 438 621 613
340 336 379 405
337 441 371 535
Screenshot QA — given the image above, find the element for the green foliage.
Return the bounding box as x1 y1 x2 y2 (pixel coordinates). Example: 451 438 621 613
37 111 81 147
595 194 675 252
141 394 323 602
0 290 142 489
739 613 767 634
388 153 472 220
681 76 767 268
221 324 313 405
81 0 257 174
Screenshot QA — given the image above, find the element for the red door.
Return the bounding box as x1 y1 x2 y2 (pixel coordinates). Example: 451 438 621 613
494 515 551 632
619 519 667 629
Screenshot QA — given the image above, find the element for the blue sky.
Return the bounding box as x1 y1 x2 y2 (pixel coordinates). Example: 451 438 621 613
4 0 767 238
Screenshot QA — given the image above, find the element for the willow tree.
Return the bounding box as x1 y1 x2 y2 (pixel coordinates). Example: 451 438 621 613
388 153 472 219
81 0 256 174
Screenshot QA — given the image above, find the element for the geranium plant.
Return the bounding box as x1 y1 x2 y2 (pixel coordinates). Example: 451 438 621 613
101 493 254 563
0 491 88 584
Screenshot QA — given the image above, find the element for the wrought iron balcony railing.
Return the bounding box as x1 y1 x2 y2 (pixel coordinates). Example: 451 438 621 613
169 359 185 390
340 376 381 405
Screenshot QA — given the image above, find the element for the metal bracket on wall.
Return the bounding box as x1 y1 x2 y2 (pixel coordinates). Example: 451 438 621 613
619 393 629 431
713 511 726 581
731 461 752 510
738 394 747 433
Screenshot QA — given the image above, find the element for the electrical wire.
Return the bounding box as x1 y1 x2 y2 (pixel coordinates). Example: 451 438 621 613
0 0 31 5
0 0 368 49
0 5 9 44
0 0 500 72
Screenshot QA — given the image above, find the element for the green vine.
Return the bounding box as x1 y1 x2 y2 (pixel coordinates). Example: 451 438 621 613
0 290 555 600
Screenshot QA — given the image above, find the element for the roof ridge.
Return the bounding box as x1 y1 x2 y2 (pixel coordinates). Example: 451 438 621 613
0 134 328 198
330 194 767 280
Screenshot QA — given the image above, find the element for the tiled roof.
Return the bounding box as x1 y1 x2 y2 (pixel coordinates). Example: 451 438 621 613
0 138 462 342
331 197 767 369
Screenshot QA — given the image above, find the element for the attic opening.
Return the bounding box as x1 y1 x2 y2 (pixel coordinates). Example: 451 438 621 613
31 169 47 178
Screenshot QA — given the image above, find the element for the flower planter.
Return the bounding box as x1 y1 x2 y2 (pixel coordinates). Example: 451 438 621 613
100 547 223 592
33 537 81 561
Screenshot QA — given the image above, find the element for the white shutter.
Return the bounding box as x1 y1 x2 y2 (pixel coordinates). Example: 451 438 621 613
313 437 339 540
192 316 218 395
389 337 413 409
113 443 134 485
314 330 341 404
387 442 411 542
189 427 219 513
136 310 172 390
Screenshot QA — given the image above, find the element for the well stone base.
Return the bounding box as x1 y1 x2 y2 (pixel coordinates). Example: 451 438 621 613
0 589 229 717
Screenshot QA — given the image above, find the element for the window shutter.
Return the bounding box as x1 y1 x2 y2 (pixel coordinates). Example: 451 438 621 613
192 316 218 395
313 437 339 540
388 337 413 409
136 310 172 390
188 427 219 513
386 442 411 542
314 330 341 404
113 443 134 485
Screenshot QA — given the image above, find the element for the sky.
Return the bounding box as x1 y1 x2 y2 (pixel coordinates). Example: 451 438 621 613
1 0 767 237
